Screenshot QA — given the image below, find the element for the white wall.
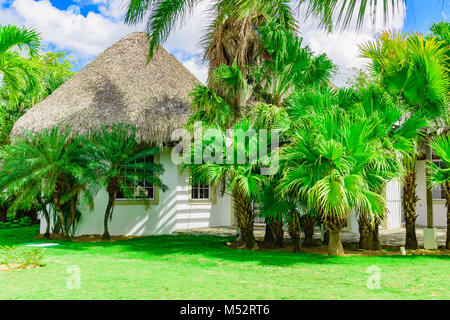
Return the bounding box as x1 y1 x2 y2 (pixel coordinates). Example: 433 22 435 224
74 151 178 236
385 178 402 230
415 160 447 227
175 172 232 230
39 150 233 236
346 179 402 232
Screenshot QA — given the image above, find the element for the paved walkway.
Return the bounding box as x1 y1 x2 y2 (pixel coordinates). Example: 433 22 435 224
174 226 447 248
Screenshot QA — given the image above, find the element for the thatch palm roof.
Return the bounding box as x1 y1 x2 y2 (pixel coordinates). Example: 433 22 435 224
11 32 200 145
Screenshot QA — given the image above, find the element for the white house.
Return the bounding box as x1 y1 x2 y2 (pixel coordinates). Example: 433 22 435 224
11 33 446 237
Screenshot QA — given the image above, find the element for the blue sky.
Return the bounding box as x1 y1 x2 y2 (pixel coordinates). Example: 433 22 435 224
403 0 449 32
0 0 448 85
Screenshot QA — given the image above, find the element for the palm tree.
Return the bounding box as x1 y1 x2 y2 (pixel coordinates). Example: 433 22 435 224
0 25 41 105
279 87 410 256
249 20 335 105
428 134 450 249
428 21 450 250
183 120 266 249
361 30 449 249
259 178 308 251
125 0 297 71
124 0 401 64
83 124 167 240
0 128 93 240
340 85 426 249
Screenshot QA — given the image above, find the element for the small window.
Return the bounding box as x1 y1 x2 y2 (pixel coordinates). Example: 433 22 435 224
116 155 155 200
191 183 210 200
432 161 447 200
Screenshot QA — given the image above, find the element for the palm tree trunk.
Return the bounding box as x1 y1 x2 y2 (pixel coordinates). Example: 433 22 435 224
323 229 329 245
0 203 7 223
287 210 301 252
103 183 117 241
328 228 344 256
70 197 76 227
264 219 276 247
371 221 381 250
273 218 284 248
54 198 69 240
403 168 419 249
445 182 450 250
232 186 256 250
358 213 369 249
302 216 315 247
102 201 113 241
264 217 284 248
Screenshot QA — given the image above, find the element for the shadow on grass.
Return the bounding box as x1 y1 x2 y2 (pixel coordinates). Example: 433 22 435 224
2 226 449 267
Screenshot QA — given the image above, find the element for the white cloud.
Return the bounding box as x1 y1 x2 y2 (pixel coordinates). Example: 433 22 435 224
296 0 407 86
7 0 139 59
0 0 407 87
97 0 127 20
163 0 213 56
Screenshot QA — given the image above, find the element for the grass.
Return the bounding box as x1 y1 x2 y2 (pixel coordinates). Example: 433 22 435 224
0 225 449 299
0 245 44 269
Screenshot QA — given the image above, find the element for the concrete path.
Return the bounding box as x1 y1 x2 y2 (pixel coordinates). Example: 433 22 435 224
174 226 447 248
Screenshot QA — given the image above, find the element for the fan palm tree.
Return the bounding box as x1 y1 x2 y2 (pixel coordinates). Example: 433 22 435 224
361 30 449 249
340 85 426 249
249 20 335 106
185 22 333 248
0 128 93 240
182 120 268 249
428 134 450 249
0 25 42 105
278 86 412 255
83 124 167 240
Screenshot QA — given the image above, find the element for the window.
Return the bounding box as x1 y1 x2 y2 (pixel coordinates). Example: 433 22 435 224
191 183 210 200
432 161 447 200
116 155 155 200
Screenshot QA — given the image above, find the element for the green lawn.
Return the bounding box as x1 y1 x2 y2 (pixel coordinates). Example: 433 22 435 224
0 225 449 299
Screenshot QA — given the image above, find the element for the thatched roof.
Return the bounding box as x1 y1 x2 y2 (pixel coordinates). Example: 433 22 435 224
11 32 200 145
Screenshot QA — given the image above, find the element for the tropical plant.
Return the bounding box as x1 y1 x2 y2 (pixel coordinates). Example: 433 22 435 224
124 0 399 68
277 86 417 256
0 128 93 240
341 85 426 249
125 0 297 78
182 119 271 249
0 25 41 105
249 20 335 106
83 124 167 240
258 177 306 251
428 134 450 249
361 30 449 249
428 21 450 250
0 52 75 146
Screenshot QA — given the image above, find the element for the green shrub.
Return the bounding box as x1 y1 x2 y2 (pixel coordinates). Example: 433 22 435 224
0 246 44 268
0 217 35 229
